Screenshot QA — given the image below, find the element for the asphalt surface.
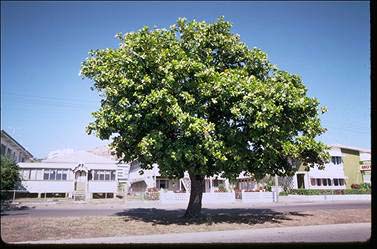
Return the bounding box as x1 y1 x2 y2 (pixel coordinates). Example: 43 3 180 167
15 223 371 243
1 201 371 217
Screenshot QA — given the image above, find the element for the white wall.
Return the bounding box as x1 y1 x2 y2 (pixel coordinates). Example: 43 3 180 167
360 152 371 161
88 181 117 193
21 180 74 193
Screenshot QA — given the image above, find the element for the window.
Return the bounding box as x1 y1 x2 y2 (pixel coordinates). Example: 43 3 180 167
331 156 342 165
322 179 328 186
310 178 316 186
105 171 110 181
327 179 332 186
334 178 339 186
50 170 56 180
42 169 68 180
22 169 31 180
91 170 114 181
316 179 322 186
7 148 12 156
1 144 6 155
157 179 169 189
94 171 99 180
56 170 62 180
44 169 50 180
339 179 345 186
62 170 68 180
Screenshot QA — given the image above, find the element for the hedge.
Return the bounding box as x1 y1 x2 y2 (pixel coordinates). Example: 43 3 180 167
279 188 371 196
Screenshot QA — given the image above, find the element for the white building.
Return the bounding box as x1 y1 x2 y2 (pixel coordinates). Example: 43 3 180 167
290 146 347 190
18 149 128 200
1 130 33 163
128 161 231 194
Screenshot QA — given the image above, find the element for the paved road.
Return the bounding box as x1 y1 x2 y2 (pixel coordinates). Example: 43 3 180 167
15 223 371 243
1 201 370 217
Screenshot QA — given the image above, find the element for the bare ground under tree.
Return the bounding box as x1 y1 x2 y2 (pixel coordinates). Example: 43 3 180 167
1 207 370 243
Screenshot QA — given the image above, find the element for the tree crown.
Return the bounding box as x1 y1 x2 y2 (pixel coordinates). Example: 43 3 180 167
80 17 329 179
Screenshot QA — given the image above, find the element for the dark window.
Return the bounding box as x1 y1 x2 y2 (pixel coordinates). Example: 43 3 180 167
316 179 322 186
331 156 342 165
157 179 169 189
50 170 56 180
328 179 332 186
62 172 67 180
44 170 50 180
7 148 12 156
94 171 99 180
111 171 115 181
99 172 104 180
56 170 62 180
1 144 6 155
339 179 345 186
105 172 110 181
334 179 339 186
88 171 92 181
310 178 316 186
322 179 327 186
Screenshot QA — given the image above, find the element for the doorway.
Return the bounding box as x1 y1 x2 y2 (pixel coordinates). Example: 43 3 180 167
297 174 305 189
75 171 87 192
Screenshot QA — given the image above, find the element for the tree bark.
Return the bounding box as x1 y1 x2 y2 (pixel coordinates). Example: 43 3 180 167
184 172 205 218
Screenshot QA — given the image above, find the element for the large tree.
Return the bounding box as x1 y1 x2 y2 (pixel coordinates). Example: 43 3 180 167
0 156 21 201
80 17 329 218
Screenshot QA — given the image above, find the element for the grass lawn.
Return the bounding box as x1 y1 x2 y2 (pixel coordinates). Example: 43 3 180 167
1 208 371 243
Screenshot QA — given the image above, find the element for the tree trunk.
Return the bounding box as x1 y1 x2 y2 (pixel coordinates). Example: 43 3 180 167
184 172 205 218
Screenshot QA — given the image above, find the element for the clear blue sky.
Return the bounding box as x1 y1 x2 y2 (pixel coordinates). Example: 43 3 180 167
1 1 370 158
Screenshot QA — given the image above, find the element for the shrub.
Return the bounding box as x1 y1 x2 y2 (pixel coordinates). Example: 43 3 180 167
144 188 160 200
344 188 371 194
351 184 360 189
359 183 371 190
215 183 227 192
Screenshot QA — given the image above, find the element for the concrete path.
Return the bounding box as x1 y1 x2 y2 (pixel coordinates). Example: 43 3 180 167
15 223 371 244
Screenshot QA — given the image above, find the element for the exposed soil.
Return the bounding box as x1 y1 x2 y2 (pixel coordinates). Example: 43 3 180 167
1 208 370 243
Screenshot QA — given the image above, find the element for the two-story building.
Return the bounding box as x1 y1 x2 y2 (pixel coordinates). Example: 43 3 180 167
1 130 33 162
287 144 371 190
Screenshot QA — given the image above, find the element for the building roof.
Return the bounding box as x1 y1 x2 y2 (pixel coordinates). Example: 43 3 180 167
1 130 34 158
42 149 122 164
329 144 371 153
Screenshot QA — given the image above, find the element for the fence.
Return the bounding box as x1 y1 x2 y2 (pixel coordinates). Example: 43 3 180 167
241 191 274 203
159 192 236 204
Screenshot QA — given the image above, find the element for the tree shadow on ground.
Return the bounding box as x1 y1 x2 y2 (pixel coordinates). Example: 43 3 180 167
113 208 312 226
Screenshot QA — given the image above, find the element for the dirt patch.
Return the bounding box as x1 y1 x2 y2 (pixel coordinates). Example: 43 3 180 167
1 208 370 243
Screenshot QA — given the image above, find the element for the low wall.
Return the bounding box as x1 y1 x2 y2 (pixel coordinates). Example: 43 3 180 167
160 192 189 204
203 192 235 203
241 192 274 203
159 192 235 204
279 194 371 202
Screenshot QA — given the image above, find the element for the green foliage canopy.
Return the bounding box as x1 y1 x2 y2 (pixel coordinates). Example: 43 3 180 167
0 156 21 191
80 17 329 180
